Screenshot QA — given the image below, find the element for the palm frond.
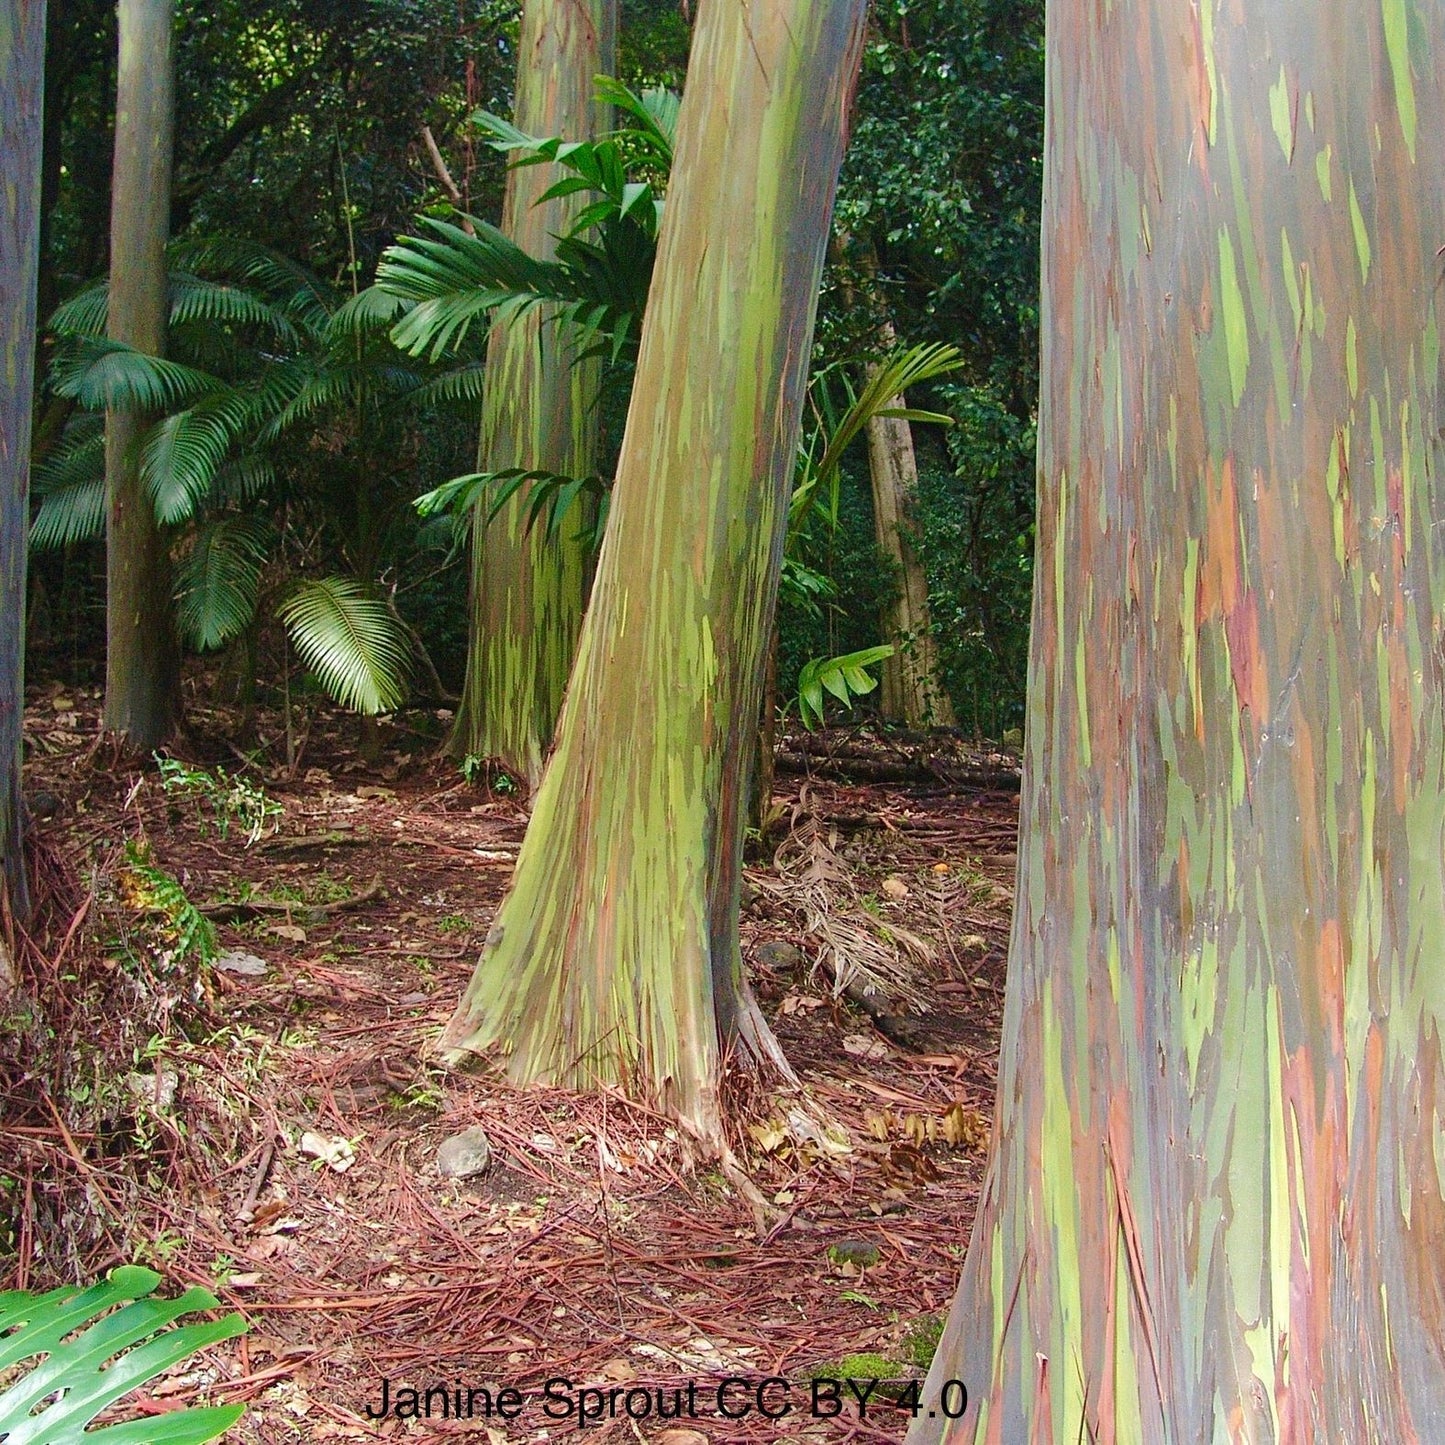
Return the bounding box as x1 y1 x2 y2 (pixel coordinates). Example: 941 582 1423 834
142 394 253 525
174 518 270 652
327 285 409 342
168 237 334 334
213 454 277 505
30 428 107 550
378 217 573 360
47 282 110 337
278 577 411 715
50 338 222 413
596 76 678 169
789 343 964 539
404 361 488 412
168 272 302 346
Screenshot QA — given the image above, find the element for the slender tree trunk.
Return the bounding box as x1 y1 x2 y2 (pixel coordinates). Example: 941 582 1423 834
441 0 869 1150
0 0 46 924
913 1 1445 1440
449 0 614 786
102 0 177 750
865 322 955 728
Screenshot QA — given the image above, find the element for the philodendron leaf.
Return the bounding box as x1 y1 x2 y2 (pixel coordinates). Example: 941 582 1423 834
0 1264 246 1445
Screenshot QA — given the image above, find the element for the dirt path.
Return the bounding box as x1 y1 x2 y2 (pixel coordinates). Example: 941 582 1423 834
4 687 1017 1443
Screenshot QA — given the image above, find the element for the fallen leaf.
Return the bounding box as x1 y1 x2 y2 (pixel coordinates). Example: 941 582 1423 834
842 1032 889 1061
269 924 307 943
881 875 910 900
300 1131 357 1173
599 1357 636 1383
656 1432 710 1445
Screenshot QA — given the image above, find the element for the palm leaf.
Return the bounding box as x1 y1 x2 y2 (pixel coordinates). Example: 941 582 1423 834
278 577 411 715
404 361 488 411
30 426 107 549
167 273 302 346
174 519 269 652
327 285 409 342
0 1264 245 1445
141 394 253 525
47 282 110 337
50 339 221 413
168 237 334 334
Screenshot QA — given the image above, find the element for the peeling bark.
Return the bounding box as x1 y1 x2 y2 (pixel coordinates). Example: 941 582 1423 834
441 0 869 1150
913 0 1445 1439
450 0 615 786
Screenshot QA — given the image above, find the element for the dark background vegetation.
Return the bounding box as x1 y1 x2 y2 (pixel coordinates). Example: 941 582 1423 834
32 0 1042 738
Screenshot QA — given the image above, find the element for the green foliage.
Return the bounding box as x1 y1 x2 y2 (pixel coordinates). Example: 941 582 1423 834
117 841 218 969
797 646 895 730
156 755 282 846
172 518 269 653
278 578 411 716
918 383 1037 736
415 466 609 548
0 1264 246 1445
901 1312 946 1370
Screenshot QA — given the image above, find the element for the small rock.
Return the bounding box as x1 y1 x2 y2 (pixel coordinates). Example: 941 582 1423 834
215 950 268 977
827 1238 881 1269
26 789 60 820
881 875 910 900
127 1067 180 1110
755 940 805 972
437 1125 492 1179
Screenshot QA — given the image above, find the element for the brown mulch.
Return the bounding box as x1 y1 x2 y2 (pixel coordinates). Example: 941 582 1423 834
1 679 1018 1444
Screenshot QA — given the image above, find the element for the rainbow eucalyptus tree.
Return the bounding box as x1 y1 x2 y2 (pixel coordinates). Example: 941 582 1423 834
103 0 177 749
441 0 869 1149
911 0 1445 1440
451 0 615 785
0 0 45 925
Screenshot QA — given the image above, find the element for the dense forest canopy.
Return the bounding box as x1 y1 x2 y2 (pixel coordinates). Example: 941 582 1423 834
30 0 1043 737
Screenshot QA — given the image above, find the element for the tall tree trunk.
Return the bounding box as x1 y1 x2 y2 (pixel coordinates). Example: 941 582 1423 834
441 0 869 1150
102 0 176 750
913 1 1445 1441
865 322 955 728
449 0 614 786
0 0 46 925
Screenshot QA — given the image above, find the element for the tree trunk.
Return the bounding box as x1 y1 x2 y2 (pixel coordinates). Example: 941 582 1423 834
912 2 1445 1441
102 0 177 750
0 0 46 923
865 324 955 728
441 0 869 1151
449 0 614 786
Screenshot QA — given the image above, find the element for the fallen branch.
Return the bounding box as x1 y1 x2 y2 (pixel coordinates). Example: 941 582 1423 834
201 875 387 923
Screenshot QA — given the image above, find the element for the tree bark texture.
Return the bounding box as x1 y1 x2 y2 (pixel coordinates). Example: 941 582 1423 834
441 0 869 1149
912 1 1445 1441
866 326 956 728
0 0 45 922
103 0 177 749
450 0 614 786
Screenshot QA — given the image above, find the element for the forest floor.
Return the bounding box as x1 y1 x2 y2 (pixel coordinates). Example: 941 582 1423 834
2 677 1019 1444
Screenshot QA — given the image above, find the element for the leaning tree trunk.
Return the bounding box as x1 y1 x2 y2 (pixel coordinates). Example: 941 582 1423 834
441 0 869 1150
865 320 955 728
449 0 614 786
0 0 46 926
912 1 1445 1441
102 0 177 750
